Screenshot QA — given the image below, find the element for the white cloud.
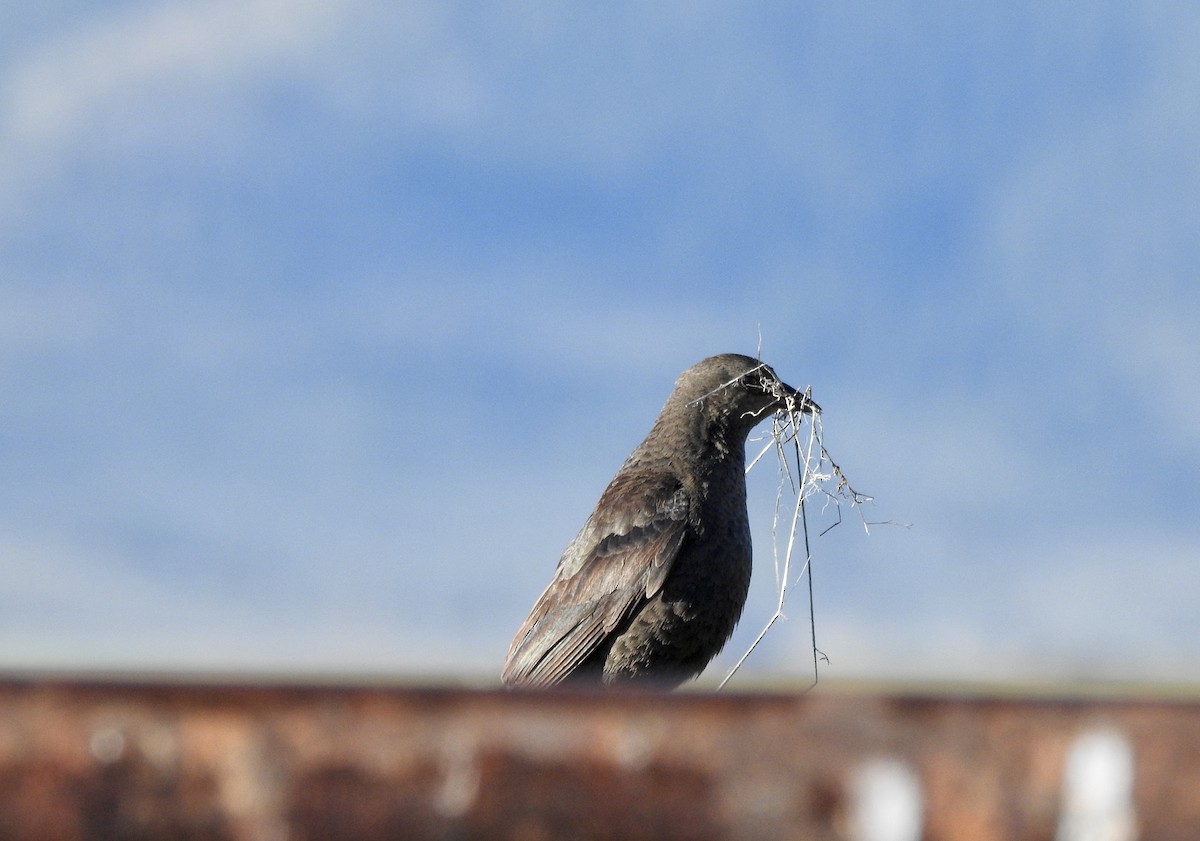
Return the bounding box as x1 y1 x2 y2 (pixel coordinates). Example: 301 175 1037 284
4 0 347 146
0 0 356 220
1017 535 1200 648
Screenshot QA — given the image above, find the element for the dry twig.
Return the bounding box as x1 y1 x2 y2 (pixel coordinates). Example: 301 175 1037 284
717 389 875 690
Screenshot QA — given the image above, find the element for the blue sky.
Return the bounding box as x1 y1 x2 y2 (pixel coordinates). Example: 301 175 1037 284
3 1 1198 685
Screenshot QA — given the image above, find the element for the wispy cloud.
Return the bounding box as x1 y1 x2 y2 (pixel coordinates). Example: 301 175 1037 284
0 0 352 222
4 0 345 144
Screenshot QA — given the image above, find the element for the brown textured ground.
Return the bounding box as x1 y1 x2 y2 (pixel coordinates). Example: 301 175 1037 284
0 676 1197 841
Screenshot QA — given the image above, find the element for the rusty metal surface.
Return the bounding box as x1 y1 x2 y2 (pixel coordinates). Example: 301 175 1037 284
0 676 1197 841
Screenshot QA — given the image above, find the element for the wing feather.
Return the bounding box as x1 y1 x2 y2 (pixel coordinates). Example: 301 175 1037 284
501 466 694 687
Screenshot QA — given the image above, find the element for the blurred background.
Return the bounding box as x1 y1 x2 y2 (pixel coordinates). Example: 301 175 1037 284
3 1 1197 686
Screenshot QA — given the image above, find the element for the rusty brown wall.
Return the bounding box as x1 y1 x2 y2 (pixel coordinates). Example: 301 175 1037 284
0 677 1197 841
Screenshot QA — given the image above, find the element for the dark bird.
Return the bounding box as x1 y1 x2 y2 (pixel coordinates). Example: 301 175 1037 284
502 353 819 689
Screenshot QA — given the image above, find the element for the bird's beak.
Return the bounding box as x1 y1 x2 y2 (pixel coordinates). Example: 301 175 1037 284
781 382 820 415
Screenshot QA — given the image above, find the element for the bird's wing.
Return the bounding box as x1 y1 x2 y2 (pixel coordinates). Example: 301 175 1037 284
501 466 694 687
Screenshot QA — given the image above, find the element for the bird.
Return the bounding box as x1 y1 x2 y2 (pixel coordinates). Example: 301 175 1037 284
501 353 819 689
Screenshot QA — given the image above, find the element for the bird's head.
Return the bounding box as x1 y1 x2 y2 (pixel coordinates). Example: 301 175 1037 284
674 353 819 435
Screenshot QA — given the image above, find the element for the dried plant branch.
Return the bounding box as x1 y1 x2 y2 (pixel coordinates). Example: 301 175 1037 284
718 394 880 690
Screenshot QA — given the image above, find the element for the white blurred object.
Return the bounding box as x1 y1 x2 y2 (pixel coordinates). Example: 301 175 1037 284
1056 727 1137 841
847 757 924 841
